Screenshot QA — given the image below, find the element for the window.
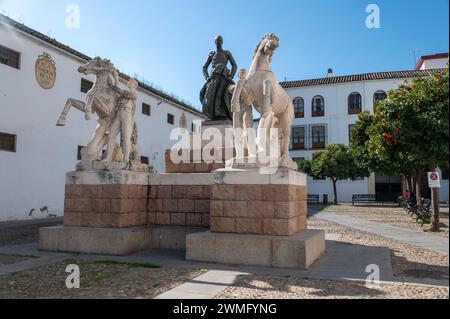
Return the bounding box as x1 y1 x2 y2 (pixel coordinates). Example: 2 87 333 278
348 92 362 115
312 96 325 117
77 145 85 160
81 78 94 93
291 127 306 150
293 97 304 118
142 103 151 116
141 156 149 165
167 113 175 125
373 90 387 112
311 125 326 149
0 132 17 152
0 45 20 69
348 124 356 143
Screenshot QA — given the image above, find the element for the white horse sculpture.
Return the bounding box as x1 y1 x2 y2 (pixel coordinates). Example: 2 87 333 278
230 33 296 169
56 57 120 170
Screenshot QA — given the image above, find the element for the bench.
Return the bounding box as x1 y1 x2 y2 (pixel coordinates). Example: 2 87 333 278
352 194 376 206
414 198 432 226
307 194 320 204
401 196 432 226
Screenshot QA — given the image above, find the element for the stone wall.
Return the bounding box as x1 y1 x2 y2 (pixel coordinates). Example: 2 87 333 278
62 169 308 237
64 184 148 228
147 185 211 228
210 184 307 236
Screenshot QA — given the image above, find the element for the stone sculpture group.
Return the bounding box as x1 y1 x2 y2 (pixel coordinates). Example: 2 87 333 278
56 33 296 172
42 33 325 268
56 57 149 172
201 33 297 170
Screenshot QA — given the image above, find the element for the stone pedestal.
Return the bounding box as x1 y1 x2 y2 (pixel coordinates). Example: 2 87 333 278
165 119 236 174
39 225 206 256
186 230 325 269
40 168 325 266
148 173 214 228
210 168 307 236
63 170 151 228
201 119 233 136
186 168 326 269
39 170 213 255
39 170 155 255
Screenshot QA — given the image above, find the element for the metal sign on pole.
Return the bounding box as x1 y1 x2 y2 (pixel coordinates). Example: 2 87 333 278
428 172 441 188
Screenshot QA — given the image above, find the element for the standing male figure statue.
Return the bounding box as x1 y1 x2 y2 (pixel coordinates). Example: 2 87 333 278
200 36 237 120
103 78 139 169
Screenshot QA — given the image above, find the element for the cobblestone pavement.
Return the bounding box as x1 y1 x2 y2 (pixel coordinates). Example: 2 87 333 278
216 218 449 299
0 259 205 299
0 218 62 247
0 215 448 299
310 204 449 237
309 218 449 280
217 275 449 299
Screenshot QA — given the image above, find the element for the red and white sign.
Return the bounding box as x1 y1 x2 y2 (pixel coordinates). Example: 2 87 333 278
428 172 441 188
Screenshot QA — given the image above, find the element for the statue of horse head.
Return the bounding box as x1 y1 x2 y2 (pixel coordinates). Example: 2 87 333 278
78 57 116 76
252 33 280 63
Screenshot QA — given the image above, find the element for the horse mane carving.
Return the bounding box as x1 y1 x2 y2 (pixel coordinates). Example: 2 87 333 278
252 33 280 62
91 57 119 84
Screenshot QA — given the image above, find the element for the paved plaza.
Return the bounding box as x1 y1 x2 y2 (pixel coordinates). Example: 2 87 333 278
0 205 448 299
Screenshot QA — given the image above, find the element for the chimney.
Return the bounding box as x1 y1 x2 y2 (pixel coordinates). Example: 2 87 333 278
327 68 333 77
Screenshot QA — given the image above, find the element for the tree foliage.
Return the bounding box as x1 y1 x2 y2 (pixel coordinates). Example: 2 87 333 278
350 69 449 230
351 70 449 175
300 144 369 204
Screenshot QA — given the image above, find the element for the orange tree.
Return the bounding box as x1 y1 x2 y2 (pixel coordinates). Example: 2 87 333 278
351 70 449 231
300 144 369 205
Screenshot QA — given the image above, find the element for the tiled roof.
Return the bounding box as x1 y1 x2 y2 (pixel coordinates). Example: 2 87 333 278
280 69 447 89
0 14 206 118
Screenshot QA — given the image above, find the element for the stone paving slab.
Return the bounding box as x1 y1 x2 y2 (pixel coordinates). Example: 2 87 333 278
0 255 68 276
308 241 395 282
154 270 247 299
314 212 449 255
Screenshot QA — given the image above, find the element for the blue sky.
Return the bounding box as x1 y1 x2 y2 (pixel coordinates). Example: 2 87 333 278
1 0 448 110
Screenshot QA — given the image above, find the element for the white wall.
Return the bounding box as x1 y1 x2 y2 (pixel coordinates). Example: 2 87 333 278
440 180 449 204
307 177 369 204
419 58 448 70
0 25 206 221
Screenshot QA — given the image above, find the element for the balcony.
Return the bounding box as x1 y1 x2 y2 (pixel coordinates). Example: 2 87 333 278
312 111 324 117
291 143 306 151
294 112 304 119
312 141 326 150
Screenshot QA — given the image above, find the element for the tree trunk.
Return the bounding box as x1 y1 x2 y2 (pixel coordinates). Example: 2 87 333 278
332 179 338 205
428 157 440 232
406 175 413 193
401 175 406 193
415 168 423 200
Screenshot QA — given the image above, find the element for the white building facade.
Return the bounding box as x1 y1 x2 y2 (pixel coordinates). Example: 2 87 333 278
281 66 449 203
0 15 207 221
